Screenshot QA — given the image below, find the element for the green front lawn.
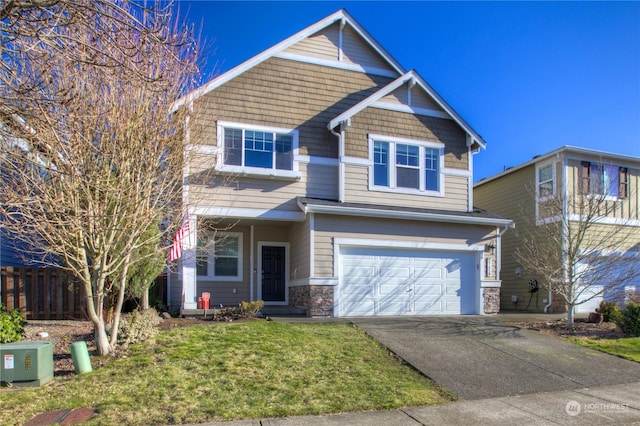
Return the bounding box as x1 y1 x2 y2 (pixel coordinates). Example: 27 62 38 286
568 336 640 362
0 321 453 425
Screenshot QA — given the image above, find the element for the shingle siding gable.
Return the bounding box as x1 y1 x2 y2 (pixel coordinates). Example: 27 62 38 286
346 107 468 169
193 57 394 157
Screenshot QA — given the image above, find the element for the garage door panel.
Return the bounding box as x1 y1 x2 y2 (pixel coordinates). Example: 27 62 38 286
378 300 409 315
380 267 411 278
414 301 444 314
341 300 375 316
413 285 442 296
340 247 477 316
342 283 374 295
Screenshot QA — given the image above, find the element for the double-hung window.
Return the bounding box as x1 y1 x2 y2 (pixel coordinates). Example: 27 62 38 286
580 161 627 199
197 231 243 281
536 163 555 200
369 135 443 195
217 122 299 179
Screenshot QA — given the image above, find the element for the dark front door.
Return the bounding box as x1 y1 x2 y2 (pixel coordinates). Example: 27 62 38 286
262 245 286 302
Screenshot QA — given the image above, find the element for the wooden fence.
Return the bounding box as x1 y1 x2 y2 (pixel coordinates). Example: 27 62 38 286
1 267 87 320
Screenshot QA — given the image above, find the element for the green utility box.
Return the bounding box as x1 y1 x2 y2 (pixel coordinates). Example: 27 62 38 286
0 341 54 387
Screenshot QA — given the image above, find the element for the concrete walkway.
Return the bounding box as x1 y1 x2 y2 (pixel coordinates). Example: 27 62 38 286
187 314 640 425
203 382 640 425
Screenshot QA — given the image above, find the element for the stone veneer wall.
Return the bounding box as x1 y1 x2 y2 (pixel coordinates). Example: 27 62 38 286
483 288 500 314
289 285 334 317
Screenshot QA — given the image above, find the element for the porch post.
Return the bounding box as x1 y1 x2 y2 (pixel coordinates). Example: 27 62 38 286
182 213 198 309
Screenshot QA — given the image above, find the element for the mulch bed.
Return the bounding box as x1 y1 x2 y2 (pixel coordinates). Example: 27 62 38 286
513 318 628 339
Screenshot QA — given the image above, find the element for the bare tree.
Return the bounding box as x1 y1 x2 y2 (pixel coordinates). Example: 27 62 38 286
0 0 201 355
516 186 640 325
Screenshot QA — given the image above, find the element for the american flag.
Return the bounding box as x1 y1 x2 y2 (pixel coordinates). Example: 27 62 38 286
169 213 190 262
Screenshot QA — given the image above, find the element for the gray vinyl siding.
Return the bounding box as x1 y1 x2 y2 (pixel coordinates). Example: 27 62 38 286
289 218 311 280
283 23 395 73
188 162 338 212
344 164 468 211
313 214 496 278
284 23 340 61
341 25 391 70
380 86 444 113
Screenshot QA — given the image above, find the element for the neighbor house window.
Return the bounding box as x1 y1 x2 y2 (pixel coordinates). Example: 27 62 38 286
536 163 555 199
197 231 243 281
369 135 443 195
217 122 299 179
581 161 627 199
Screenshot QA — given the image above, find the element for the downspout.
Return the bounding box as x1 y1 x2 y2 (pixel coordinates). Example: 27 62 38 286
496 222 515 282
468 138 479 212
250 225 254 301
329 120 349 203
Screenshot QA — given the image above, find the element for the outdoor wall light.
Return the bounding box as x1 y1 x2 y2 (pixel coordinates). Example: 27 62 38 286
485 242 496 255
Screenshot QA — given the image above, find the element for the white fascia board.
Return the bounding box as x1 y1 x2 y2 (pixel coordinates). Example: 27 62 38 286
297 199 513 227
410 71 486 149
173 9 405 112
193 206 305 222
333 237 483 253
275 52 398 78
338 9 405 75
370 101 451 120
328 72 414 130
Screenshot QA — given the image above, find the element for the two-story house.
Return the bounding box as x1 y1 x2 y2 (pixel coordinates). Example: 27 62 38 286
475 146 640 314
169 9 513 317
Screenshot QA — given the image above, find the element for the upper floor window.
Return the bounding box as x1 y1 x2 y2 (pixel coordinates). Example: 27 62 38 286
536 163 555 199
217 121 300 179
369 135 443 196
197 231 243 281
581 161 627 199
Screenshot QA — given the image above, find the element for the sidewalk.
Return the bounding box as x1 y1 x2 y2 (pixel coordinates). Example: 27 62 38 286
191 382 640 425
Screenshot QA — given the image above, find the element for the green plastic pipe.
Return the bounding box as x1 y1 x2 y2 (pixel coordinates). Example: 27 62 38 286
70 341 92 374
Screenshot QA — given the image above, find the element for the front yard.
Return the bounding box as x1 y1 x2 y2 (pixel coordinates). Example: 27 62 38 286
515 318 640 363
0 320 453 425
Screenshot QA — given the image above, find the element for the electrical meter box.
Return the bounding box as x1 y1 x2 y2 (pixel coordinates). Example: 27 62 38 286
1 341 54 387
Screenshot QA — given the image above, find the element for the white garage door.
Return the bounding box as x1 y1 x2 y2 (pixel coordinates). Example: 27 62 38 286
339 247 477 316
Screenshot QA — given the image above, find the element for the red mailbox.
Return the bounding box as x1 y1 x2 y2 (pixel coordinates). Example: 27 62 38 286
201 292 211 310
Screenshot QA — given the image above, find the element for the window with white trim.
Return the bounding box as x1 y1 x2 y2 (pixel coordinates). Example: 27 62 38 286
536 163 555 200
369 135 443 195
217 122 299 179
581 161 627 199
197 231 243 281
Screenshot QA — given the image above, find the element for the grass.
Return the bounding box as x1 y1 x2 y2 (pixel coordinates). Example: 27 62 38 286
568 336 640 363
0 321 453 425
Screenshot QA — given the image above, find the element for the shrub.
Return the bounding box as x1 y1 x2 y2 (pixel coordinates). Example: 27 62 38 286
0 303 25 343
239 300 264 318
616 302 640 337
118 308 161 347
596 301 622 323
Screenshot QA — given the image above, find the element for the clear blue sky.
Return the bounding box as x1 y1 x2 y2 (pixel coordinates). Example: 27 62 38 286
180 1 640 182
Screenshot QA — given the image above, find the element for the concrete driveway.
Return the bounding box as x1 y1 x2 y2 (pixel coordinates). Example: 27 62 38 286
350 316 640 400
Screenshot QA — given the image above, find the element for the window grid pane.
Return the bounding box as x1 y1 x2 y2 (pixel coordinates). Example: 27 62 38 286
396 144 419 167
224 128 242 166
425 148 439 191
538 165 553 198
275 134 293 170
374 141 389 186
